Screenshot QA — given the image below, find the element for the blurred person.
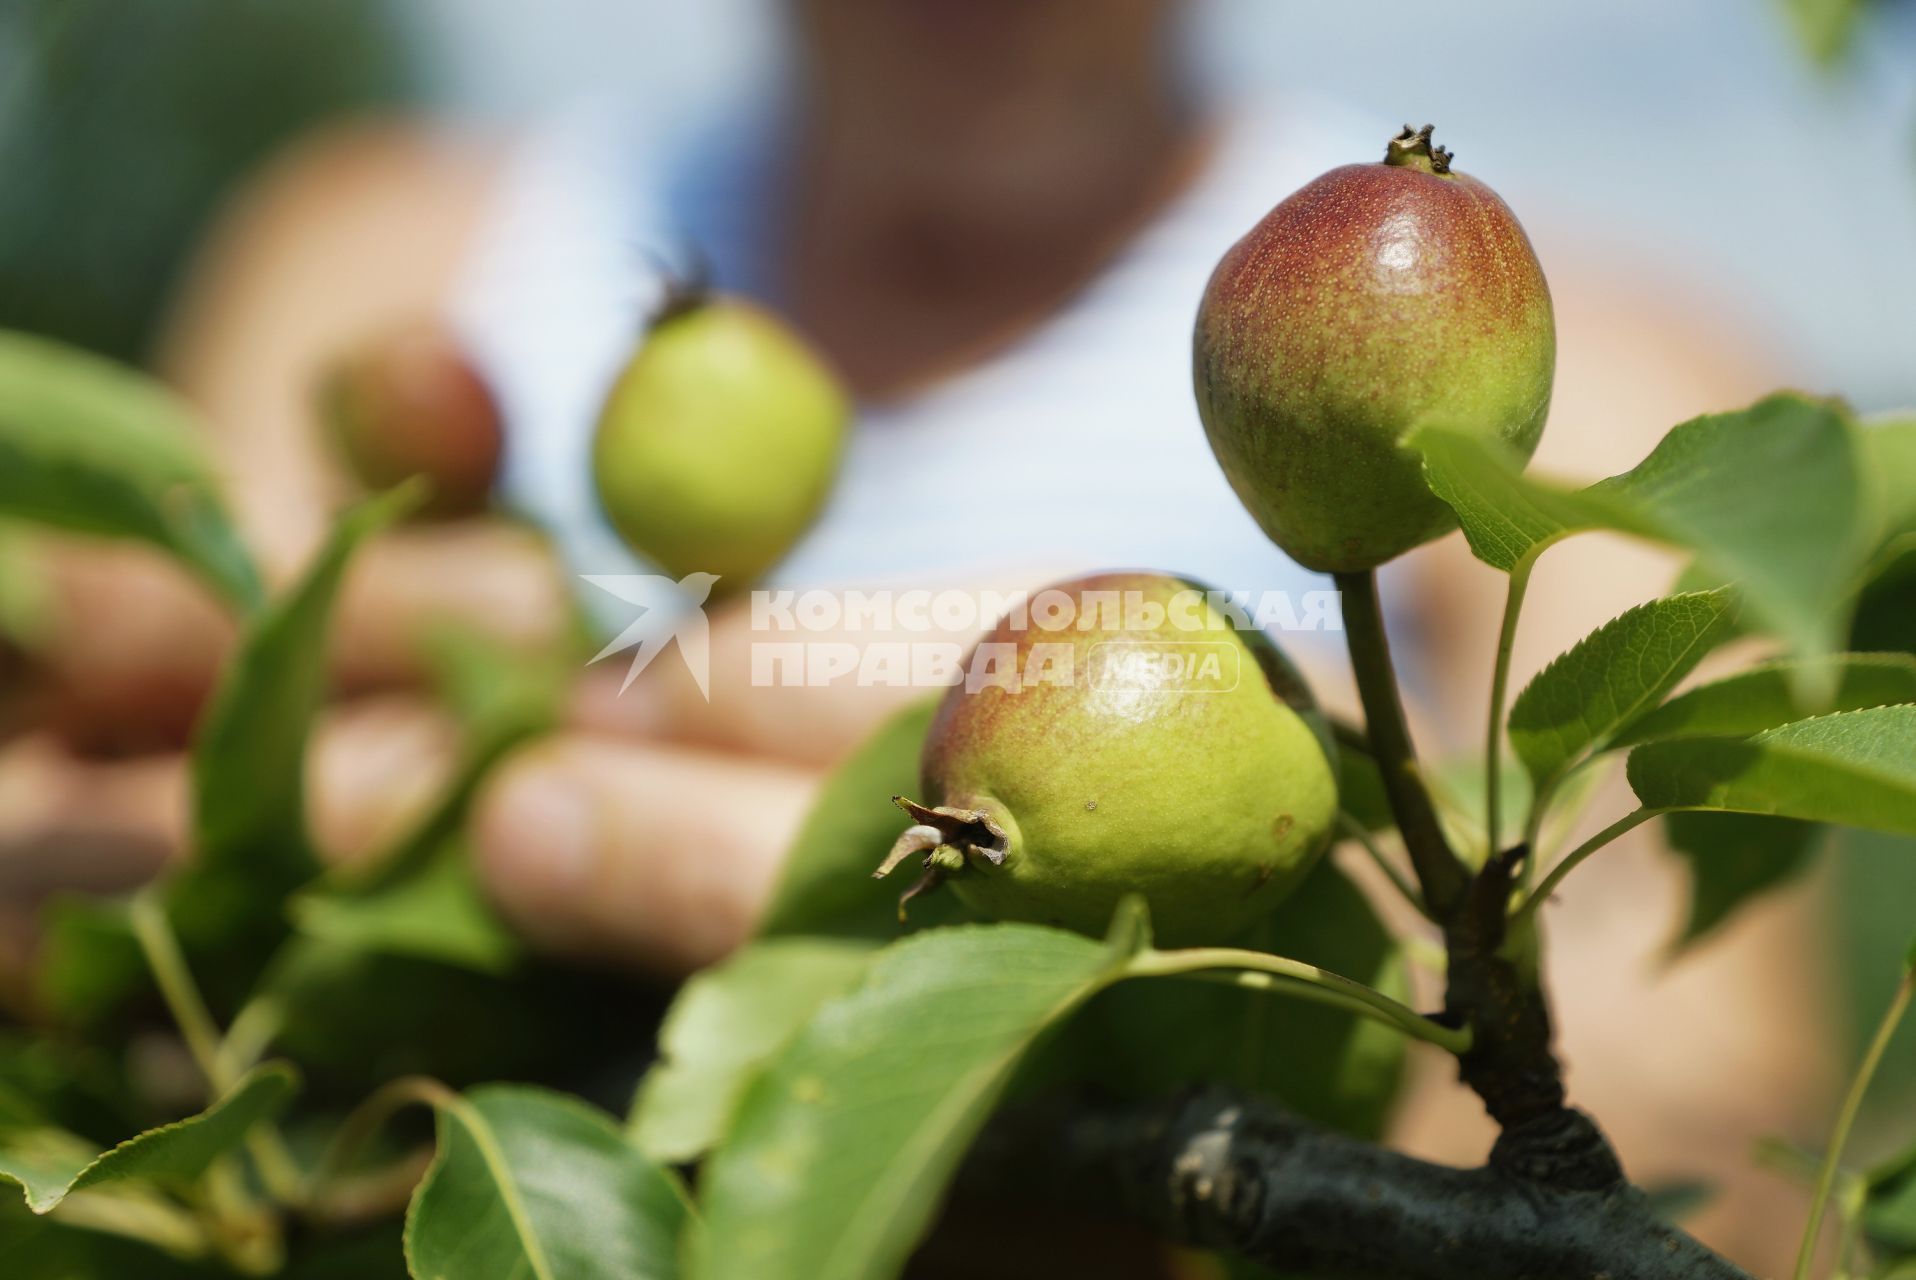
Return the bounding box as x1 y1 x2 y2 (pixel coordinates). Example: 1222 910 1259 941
0 1 1827 1269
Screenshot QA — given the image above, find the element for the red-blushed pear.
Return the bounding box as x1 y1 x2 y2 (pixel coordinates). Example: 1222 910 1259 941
1194 125 1555 572
319 321 503 519
877 572 1339 946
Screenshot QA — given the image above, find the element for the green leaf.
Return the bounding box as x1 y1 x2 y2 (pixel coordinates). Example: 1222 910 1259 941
291 621 562 968
756 696 968 940
1613 653 1916 747
1408 423 1615 572
0 1061 297 1213
630 938 877 1164
1643 1178 1717 1225
192 485 421 882
405 1084 688 1280
0 1191 213 1280
1593 395 1867 667
1415 395 1870 677
0 522 55 650
291 839 521 975
416 617 572 733
1661 812 1824 951
32 897 147 1028
168 484 424 991
692 914 1146 1280
1862 412 1916 539
1851 538 1916 653
0 330 260 610
1429 753 1533 858
1784 0 1867 65
1507 589 1739 790
1628 705 1916 834
336 625 563 899
1868 1141 1916 1258
1062 858 1409 1140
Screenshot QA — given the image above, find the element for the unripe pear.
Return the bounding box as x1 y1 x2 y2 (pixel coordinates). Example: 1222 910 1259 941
320 322 502 519
593 294 848 591
878 572 1339 945
1194 125 1554 572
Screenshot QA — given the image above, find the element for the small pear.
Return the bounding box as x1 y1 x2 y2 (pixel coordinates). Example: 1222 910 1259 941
593 295 848 591
1194 125 1555 572
880 572 1339 945
319 321 502 519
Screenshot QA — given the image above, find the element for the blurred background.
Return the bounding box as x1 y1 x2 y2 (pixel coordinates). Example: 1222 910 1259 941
7 0 1914 403
2 2 1914 1273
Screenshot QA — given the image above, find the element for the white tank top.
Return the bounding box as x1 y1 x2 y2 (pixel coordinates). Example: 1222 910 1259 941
449 92 1389 665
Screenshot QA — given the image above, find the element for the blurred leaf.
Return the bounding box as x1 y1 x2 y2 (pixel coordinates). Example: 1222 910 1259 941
192 484 419 882
1614 653 1916 748
279 1218 410 1280
1508 590 1738 791
0 1190 213 1279
0 0 412 362
1643 1178 1717 1225
630 937 876 1164
290 838 520 975
1868 1101 1916 1257
337 624 564 898
33 896 146 1028
1784 0 1868 65
1330 721 1393 833
284 623 561 978
0 331 259 608
1062 858 1409 1140
1415 395 1870 682
1628 705 1916 833
693 914 1146 1280
0 522 55 650
0 1032 134 1144
255 938 665 1100
1851 538 1916 654
0 1062 296 1213
167 484 422 995
757 695 968 939
1830 832 1916 1131
406 1085 687 1280
1661 812 1824 951
1429 753 1532 857
1862 413 1916 539
417 618 570 735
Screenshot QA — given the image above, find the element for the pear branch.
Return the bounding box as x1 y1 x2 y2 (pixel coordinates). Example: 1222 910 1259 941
970 1087 1753 1280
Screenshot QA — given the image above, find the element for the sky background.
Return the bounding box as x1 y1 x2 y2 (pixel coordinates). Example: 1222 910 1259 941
403 0 1916 412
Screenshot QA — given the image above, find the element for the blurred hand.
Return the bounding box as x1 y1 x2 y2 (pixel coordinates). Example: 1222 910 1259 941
0 122 855 981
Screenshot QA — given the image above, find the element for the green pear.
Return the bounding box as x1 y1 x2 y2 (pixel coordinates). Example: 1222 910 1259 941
879 572 1339 945
593 296 848 591
1194 125 1555 572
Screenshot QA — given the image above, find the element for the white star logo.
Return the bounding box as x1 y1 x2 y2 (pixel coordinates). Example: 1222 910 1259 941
579 572 720 699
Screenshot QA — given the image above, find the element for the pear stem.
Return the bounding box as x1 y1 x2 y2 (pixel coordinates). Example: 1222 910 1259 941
1384 124 1454 175
1128 946 1470 1054
1793 963 1915 1280
1334 570 1467 918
